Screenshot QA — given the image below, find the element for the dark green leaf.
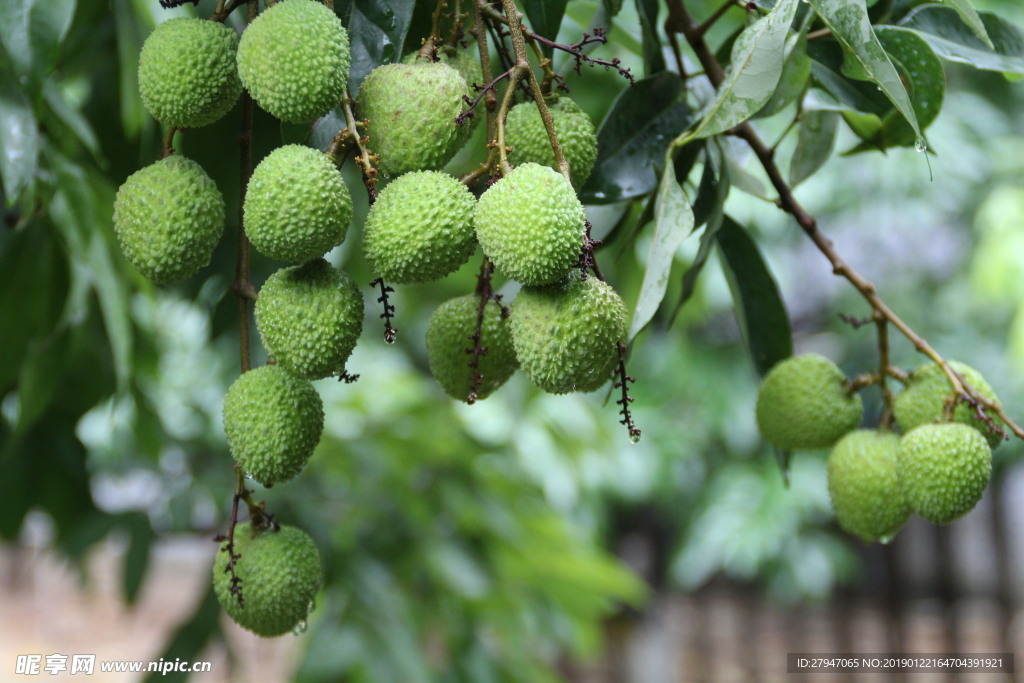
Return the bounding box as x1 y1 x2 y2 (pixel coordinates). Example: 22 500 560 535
900 4 1024 74
0 81 39 204
789 110 838 186
809 0 923 144
42 80 101 158
522 0 569 57
602 0 624 18
14 330 70 436
122 512 153 605
628 162 694 341
113 0 149 138
668 154 729 326
635 0 666 75
846 27 945 151
934 0 992 47
143 584 221 683
756 34 811 118
0 0 75 80
688 0 801 140
808 39 894 116
579 72 692 204
338 0 416 93
715 216 792 377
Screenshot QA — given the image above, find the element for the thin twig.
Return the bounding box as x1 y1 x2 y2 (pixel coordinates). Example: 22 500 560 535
371 278 397 343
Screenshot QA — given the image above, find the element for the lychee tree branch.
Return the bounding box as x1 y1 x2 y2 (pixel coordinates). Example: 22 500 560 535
667 0 1024 441
340 93 379 204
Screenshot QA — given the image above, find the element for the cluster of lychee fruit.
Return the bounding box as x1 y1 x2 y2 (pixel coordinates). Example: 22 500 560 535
756 354 1001 543
112 0 618 638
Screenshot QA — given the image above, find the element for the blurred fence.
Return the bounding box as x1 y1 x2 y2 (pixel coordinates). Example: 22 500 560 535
578 464 1024 683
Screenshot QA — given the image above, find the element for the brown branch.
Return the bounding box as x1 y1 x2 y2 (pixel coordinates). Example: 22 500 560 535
667 0 1024 441
615 343 641 442
340 94 379 203
160 127 179 158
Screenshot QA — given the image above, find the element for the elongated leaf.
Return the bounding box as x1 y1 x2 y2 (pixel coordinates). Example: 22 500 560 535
846 27 945 152
807 39 893 116
935 0 991 48
523 0 569 57
755 34 811 119
628 163 694 342
42 81 100 158
0 0 76 81
900 4 1024 74
716 216 792 377
338 0 416 93
688 0 801 140
669 152 730 326
122 513 153 605
579 72 692 204
113 0 149 138
0 81 39 204
15 331 70 436
809 0 923 144
635 0 666 75
789 110 838 186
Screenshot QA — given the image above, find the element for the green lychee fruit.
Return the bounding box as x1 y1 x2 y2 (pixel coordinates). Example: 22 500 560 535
755 354 863 451
213 522 322 637
113 155 225 284
356 61 469 176
236 0 350 123
401 48 482 130
506 97 598 188
426 295 518 402
893 360 1004 449
827 430 911 543
138 17 242 128
474 163 586 286
897 423 992 524
510 272 627 394
255 258 364 380
363 171 476 284
244 144 353 263
222 365 324 487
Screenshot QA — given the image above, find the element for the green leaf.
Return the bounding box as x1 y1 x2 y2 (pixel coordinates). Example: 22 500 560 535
602 0 624 18
42 80 101 158
755 34 811 118
808 0 923 145
0 81 39 204
715 216 792 377
0 0 76 81
338 0 416 93
669 152 730 326
807 39 894 116
579 72 692 204
14 330 70 436
934 0 992 48
635 0 666 75
628 162 694 342
900 4 1024 74
113 0 149 138
845 27 945 152
688 0 801 140
522 0 569 57
789 110 838 186
122 512 153 605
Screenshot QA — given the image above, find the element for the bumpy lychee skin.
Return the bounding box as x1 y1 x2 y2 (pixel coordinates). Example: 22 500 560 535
894 361 1003 449
244 145 353 263
255 259 363 380
474 163 586 286
113 155 225 284
356 62 469 176
426 295 518 402
363 171 476 284
827 430 910 543
506 97 598 188
755 354 863 451
236 0 350 123
138 18 241 128
401 49 482 130
897 423 992 524
222 365 324 486
510 272 627 394
213 523 322 637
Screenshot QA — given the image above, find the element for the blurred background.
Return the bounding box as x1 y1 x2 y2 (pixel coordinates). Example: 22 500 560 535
2 0 1024 680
